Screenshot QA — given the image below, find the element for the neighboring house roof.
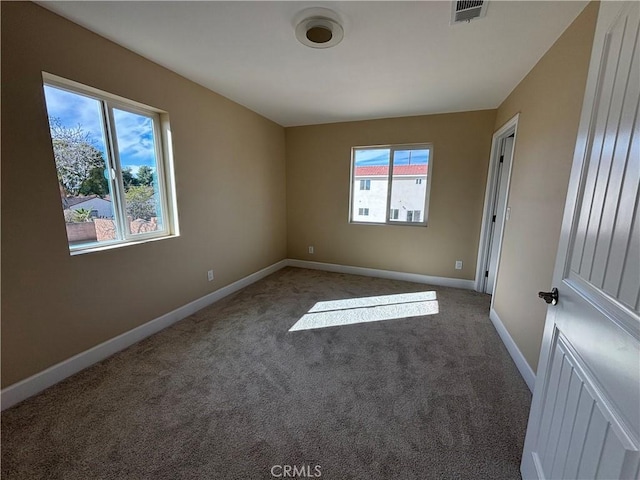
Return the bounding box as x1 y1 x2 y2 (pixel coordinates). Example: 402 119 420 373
66 195 98 207
65 195 111 207
354 165 428 177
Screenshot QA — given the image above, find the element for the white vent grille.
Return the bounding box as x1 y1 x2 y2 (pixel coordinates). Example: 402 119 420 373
451 0 488 24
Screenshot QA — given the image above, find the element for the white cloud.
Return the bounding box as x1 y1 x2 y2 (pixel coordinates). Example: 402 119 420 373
43 86 106 153
113 109 156 167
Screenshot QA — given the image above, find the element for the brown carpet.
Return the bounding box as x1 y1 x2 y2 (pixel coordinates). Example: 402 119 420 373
1 267 531 479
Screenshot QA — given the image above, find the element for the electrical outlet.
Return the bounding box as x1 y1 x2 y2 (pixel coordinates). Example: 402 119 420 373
308 246 314 254
455 260 463 270
207 270 214 281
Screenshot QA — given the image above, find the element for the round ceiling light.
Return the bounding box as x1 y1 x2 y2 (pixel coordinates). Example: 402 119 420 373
295 9 344 49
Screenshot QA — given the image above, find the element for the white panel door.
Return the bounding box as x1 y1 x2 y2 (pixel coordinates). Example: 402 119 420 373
521 2 640 479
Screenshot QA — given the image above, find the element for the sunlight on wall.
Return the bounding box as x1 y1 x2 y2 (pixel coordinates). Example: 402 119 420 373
289 291 439 332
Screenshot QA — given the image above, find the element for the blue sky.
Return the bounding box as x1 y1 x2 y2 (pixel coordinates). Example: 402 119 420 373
43 85 156 175
355 148 429 166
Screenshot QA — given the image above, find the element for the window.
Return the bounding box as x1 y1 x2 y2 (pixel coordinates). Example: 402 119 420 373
42 73 178 253
358 208 370 216
350 144 432 225
407 210 421 222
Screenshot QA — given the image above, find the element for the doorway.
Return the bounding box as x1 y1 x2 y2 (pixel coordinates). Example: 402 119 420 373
476 115 518 294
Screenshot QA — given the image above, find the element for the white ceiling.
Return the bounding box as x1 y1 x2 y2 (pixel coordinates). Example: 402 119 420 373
39 1 588 127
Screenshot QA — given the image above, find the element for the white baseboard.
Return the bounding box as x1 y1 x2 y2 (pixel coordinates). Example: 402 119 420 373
287 259 476 290
489 308 536 391
1 259 288 411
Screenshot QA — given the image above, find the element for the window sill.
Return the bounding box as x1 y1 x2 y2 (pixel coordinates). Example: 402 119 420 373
349 221 428 227
69 233 179 256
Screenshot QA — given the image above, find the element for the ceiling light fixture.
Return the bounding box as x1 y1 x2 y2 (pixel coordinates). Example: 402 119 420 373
295 8 344 49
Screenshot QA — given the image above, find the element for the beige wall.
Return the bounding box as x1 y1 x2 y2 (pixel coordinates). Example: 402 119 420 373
286 110 496 278
492 2 598 372
1 2 287 387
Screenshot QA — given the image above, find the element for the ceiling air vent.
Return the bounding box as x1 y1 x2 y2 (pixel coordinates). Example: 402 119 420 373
451 0 488 24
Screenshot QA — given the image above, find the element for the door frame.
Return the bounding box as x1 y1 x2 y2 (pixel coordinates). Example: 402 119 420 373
475 113 519 294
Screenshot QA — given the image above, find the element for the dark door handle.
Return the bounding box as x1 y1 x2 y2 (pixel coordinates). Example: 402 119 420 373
538 287 559 305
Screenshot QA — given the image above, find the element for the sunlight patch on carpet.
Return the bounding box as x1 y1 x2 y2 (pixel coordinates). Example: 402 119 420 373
289 291 439 332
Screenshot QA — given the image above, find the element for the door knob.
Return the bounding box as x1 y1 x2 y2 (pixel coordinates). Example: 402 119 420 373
538 287 559 305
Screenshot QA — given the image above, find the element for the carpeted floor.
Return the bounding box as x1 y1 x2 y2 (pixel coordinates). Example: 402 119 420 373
1 267 531 479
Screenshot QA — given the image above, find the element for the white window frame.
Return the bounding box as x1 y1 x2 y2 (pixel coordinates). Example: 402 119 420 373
360 179 371 190
42 72 179 255
349 143 433 226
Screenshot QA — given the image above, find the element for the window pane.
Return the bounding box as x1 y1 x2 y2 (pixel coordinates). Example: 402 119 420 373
43 85 119 248
352 148 390 222
389 149 429 223
112 109 164 236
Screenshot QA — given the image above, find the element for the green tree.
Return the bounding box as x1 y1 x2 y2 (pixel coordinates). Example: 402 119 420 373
125 185 156 221
49 117 106 196
122 167 139 189
136 166 154 187
78 167 109 197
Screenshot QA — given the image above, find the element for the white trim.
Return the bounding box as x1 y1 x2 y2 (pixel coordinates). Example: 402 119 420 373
475 114 519 293
0 259 288 411
287 259 475 290
489 307 535 391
